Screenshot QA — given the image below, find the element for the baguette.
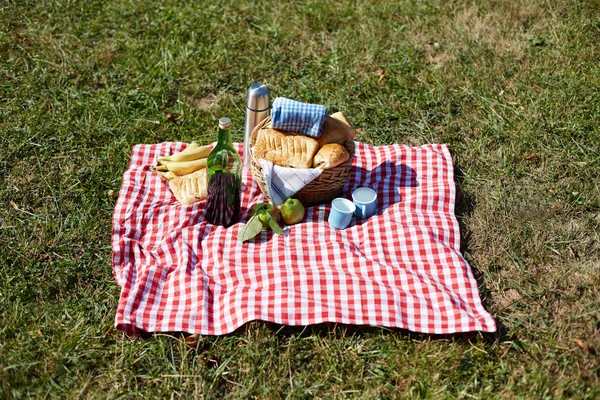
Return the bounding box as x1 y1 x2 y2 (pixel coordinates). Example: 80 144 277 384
253 128 319 169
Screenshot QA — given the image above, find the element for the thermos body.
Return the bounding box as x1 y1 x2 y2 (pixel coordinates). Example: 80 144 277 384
243 83 270 170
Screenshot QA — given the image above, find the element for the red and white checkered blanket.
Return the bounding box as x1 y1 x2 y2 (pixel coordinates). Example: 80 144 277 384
112 142 496 336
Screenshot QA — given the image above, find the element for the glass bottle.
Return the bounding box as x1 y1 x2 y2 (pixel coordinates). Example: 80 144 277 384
205 117 242 227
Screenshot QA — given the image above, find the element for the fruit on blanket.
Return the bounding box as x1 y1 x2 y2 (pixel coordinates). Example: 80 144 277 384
280 198 305 225
152 142 212 181
158 170 178 180
162 158 208 176
258 204 280 230
157 143 212 164
237 202 284 243
151 142 212 204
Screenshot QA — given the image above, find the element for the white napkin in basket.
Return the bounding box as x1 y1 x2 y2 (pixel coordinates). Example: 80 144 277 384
259 159 323 206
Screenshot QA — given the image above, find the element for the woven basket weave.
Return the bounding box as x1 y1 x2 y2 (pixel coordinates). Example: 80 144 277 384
249 116 355 206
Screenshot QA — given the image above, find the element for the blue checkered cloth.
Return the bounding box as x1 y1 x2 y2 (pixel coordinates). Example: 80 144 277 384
270 97 327 138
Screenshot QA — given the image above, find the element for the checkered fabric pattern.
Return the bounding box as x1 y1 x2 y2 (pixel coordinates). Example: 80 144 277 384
270 97 327 137
112 142 496 336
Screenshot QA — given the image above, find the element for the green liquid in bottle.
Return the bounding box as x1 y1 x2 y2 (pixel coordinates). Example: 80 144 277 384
205 117 242 227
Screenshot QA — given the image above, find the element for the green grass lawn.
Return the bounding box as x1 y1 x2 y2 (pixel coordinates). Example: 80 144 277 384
1 0 599 398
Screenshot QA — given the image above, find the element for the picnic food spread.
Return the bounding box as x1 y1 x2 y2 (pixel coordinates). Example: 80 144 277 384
111 87 497 337
151 97 358 222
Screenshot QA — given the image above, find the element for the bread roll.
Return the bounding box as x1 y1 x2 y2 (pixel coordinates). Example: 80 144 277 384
168 168 208 205
330 112 355 136
253 128 319 169
317 115 356 147
312 144 350 169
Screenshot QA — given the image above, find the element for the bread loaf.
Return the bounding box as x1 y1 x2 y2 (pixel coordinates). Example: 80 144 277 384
253 128 319 169
330 112 355 138
317 115 356 147
168 168 208 205
312 144 350 169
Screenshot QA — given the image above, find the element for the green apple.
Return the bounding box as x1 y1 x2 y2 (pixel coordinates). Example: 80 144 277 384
258 204 280 230
280 198 305 225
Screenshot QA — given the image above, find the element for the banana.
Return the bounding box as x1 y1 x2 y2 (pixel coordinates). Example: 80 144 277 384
158 171 178 180
184 141 201 150
158 143 212 163
164 158 207 176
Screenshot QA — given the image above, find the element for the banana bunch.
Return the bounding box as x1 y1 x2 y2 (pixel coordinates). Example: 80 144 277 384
152 142 212 180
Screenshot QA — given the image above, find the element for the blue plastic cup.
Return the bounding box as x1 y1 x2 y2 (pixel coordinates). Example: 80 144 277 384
328 198 356 229
352 187 378 219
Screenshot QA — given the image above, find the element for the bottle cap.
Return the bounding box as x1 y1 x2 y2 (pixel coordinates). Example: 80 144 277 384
219 117 231 129
246 83 270 112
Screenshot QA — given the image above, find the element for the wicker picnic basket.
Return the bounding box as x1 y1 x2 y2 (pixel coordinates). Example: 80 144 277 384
250 116 355 206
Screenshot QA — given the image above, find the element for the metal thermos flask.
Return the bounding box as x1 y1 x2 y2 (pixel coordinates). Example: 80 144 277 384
243 83 270 170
